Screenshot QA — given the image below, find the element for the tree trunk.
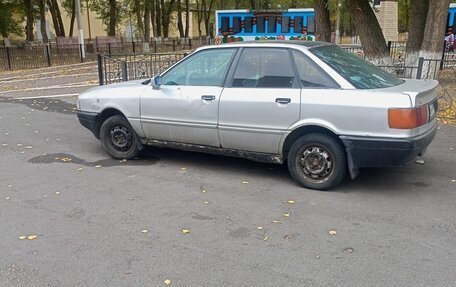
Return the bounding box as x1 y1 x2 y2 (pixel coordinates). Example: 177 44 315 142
197 0 202 37
47 0 65 36
161 0 176 39
314 0 331 42
419 0 451 77
203 0 215 37
177 0 185 38
250 0 255 9
347 0 391 64
38 0 49 43
108 0 116 36
235 0 241 9
24 0 34 41
144 3 151 41
406 0 429 66
135 0 145 41
155 0 162 38
69 0 75 37
184 0 190 39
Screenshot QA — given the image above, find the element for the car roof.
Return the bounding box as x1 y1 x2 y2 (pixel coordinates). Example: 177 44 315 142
197 41 333 51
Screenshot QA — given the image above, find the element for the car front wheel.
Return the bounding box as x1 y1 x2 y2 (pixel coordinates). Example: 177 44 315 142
99 115 140 160
287 133 347 190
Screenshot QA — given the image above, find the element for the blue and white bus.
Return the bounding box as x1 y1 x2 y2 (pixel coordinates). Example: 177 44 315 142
215 9 315 44
447 3 456 34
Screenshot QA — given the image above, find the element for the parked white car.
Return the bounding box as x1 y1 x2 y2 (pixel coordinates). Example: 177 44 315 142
77 41 438 190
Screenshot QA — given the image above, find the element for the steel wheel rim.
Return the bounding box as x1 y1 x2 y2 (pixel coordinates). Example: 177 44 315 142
108 125 133 152
298 146 333 183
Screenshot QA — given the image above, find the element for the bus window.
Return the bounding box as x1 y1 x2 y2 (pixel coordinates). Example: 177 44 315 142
233 17 241 33
245 17 253 33
281 16 290 33
221 17 229 33
307 16 315 34
257 16 266 33
268 16 277 33
453 16 456 33
294 16 303 33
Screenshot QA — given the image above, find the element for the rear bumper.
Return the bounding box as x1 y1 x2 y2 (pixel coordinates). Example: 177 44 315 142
77 110 99 138
341 122 438 173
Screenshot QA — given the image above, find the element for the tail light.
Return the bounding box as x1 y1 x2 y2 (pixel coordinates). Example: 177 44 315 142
388 105 429 129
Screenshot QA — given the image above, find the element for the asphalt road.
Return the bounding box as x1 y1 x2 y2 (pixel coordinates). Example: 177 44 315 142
0 65 455 287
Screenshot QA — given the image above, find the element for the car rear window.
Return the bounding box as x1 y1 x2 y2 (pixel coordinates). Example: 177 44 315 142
309 45 404 89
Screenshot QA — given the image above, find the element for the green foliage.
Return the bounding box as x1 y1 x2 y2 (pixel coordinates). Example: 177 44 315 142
0 0 24 37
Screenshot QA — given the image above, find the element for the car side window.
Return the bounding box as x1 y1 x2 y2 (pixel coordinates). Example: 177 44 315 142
291 50 337 88
232 48 295 88
161 48 236 86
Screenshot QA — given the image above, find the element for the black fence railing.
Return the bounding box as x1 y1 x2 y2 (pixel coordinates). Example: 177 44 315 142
97 51 189 85
0 37 212 71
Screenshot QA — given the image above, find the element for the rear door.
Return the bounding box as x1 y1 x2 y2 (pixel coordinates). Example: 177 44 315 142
218 47 301 154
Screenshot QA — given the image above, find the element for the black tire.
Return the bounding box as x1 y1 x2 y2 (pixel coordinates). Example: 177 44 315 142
99 115 140 160
287 133 347 190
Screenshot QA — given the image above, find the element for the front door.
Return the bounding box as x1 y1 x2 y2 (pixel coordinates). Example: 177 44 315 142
140 48 237 147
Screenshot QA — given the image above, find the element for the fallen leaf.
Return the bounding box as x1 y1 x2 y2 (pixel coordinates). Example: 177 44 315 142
120 159 127 163
181 167 187 171
452 179 455 183
164 279 172 285
287 200 295 204
329 229 337 236
282 213 290 217
8 185 13 188
27 235 38 240
2 144 7 146
257 226 263 230
272 220 282 224
343 247 354 254
17 144 22 147
242 181 249 184
263 236 269 241
204 201 209 204
34 130 39 133
6 197 11 200
20 151 25 154
43 195 47 198
19 236 26 240
182 229 190 234
201 190 207 193
24 146 32 149
76 168 83 172
55 192 60 195
94 165 102 168
141 229 149 233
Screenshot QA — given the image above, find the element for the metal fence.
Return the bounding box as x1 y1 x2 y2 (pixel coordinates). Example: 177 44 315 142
0 37 211 71
97 52 189 85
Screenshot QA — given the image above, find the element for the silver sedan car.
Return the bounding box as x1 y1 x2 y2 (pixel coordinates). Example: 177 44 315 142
77 42 438 190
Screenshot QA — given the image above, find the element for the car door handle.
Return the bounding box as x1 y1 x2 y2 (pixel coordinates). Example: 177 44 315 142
201 95 216 101
275 98 291 104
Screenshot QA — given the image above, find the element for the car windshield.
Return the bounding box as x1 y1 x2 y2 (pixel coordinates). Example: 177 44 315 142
309 45 404 89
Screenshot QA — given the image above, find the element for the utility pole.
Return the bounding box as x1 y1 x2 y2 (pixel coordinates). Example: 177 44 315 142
75 0 85 58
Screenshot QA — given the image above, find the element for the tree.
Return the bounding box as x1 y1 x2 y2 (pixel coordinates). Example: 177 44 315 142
47 0 66 36
419 0 451 61
314 0 331 42
0 0 23 38
184 0 190 38
177 0 185 38
405 0 429 66
38 0 49 43
89 0 121 36
346 0 391 64
160 0 176 38
24 0 35 41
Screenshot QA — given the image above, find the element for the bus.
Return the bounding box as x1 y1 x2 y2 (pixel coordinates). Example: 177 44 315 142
215 9 315 44
447 3 456 35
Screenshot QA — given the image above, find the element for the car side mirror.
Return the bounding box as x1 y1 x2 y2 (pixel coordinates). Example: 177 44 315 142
152 75 161 89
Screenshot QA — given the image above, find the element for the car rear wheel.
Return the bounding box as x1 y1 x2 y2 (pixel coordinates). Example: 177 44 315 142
287 133 347 190
100 115 140 160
